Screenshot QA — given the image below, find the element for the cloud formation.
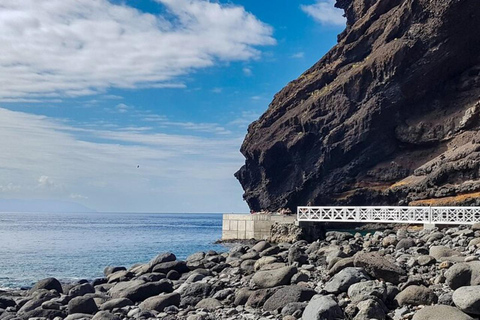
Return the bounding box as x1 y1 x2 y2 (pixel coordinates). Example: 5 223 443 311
0 0 274 100
0 108 247 212
301 0 346 26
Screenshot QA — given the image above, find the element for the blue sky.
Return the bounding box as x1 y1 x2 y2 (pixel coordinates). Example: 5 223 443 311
0 0 345 213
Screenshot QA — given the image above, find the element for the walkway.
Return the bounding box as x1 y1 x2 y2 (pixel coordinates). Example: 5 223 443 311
297 206 480 225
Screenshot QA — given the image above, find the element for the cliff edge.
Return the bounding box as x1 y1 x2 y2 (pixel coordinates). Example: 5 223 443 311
236 0 480 211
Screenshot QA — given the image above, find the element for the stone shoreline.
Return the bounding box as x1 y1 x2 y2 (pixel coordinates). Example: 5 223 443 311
2 224 480 320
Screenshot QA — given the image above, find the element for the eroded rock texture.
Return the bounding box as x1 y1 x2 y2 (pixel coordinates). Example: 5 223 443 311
236 0 480 211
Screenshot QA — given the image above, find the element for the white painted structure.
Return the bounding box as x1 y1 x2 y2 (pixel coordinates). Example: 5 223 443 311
297 206 480 225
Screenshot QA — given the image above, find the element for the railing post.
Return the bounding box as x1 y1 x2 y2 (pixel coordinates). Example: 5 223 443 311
356 207 360 222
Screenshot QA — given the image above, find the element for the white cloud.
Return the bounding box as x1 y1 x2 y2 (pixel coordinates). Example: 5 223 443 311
142 113 231 135
0 107 248 212
228 110 260 128
211 88 223 94
291 52 305 59
38 176 55 189
0 0 275 100
115 103 131 114
301 0 346 26
243 67 253 76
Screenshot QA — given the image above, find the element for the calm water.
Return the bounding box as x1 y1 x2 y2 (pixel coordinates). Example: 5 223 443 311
0 212 226 289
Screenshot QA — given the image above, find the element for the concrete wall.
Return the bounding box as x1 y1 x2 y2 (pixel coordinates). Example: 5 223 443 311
222 214 296 240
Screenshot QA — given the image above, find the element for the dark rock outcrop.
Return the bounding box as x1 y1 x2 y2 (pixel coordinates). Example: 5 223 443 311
236 0 480 211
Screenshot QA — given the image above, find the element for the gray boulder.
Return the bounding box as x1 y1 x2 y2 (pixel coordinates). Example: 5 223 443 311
453 285 480 315
412 305 473 320
251 266 297 288
281 302 307 317
100 298 133 311
234 288 253 306
195 298 222 310
354 252 406 284
263 285 316 311
347 280 387 302
0 297 16 309
245 289 274 308
395 285 438 306
30 277 63 294
429 246 463 261
68 296 98 315
18 290 59 314
445 261 480 289
149 252 176 268
109 279 173 302
69 283 95 298
103 266 126 277
396 238 415 250
328 257 354 275
64 313 94 320
324 267 370 294
354 298 386 320
252 241 271 252
91 311 120 320
302 295 343 320
139 292 180 312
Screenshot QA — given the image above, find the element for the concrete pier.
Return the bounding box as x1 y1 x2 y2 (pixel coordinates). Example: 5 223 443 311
222 214 296 240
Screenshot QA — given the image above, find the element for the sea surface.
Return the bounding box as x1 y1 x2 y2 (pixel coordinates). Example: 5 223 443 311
0 212 226 289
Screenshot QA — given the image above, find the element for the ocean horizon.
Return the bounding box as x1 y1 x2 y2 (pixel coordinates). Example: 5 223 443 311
0 212 228 289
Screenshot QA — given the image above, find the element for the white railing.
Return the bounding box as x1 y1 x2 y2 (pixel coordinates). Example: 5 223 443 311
297 206 480 225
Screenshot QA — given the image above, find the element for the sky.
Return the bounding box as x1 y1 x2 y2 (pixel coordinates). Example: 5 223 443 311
0 0 345 213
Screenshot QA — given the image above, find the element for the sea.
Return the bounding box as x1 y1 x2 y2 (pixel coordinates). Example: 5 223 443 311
0 212 226 289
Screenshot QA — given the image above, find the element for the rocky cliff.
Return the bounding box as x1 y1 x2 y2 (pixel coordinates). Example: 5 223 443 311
236 0 480 211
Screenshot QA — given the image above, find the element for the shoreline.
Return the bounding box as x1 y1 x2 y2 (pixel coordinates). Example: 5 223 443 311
2 224 480 319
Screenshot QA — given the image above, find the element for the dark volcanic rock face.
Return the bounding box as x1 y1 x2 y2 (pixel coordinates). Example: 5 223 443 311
236 0 480 211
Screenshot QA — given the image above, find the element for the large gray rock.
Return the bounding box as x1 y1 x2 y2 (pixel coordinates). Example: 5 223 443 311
302 295 343 320
19 308 66 319
429 246 463 261
445 261 480 289
18 290 59 314
195 298 222 311
254 256 277 271
347 280 387 302
245 289 274 308
354 252 406 284
103 266 126 277
139 292 181 312
234 287 253 306
395 285 438 306
252 241 271 252
412 305 473 320
251 266 297 288
91 311 120 320
396 238 415 250
263 285 316 311
69 283 95 298
354 298 386 320
453 285 480 315
30 277 63 294
152 260 188 274
149 252 176 268
324 267 370 294
0 297 15 309
109 279 173 302
180 282 212 298
328 257 354 275
68 296 98 315
100 298 133 311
